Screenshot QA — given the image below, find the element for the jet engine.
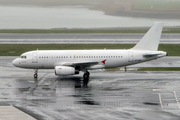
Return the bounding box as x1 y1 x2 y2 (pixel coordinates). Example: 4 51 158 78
55 66 79 75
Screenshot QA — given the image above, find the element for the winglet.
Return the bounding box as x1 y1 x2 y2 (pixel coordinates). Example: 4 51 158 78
131 22 163 51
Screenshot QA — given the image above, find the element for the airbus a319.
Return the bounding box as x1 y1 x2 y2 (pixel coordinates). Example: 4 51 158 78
12 22 167 84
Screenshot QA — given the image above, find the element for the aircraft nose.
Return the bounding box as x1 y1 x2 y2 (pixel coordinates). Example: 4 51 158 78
12 58 19 67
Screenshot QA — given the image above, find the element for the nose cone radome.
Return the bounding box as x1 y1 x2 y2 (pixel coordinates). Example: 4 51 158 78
12 58 19 67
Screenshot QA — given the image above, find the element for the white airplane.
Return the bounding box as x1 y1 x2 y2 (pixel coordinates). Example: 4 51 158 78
12 22 167 83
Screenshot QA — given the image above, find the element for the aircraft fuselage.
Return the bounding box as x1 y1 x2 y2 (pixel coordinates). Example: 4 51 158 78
13 49 167 70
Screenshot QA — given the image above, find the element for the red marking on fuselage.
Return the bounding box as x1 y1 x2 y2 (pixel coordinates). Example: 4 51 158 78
101 59 107 64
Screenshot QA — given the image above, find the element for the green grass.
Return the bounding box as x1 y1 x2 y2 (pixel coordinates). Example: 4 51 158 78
133 0 180 11
0 27 180 33
1 44 180 56
138 67 180 71
0 29 148 34
158 44 180 56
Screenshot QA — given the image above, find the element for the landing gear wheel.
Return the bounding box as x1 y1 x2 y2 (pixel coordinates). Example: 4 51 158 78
83 72 90 88
34 69 38 78
34 74 38 78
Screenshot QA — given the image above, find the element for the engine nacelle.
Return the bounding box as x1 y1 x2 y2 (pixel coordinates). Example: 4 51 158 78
55 66 79 75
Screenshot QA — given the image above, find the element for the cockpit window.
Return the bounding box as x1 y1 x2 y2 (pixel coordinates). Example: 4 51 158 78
21 56 27 59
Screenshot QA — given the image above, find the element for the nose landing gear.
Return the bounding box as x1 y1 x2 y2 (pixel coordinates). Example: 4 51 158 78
34 69 38 78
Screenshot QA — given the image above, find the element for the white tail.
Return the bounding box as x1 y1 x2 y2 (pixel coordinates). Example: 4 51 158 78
131 22 163 51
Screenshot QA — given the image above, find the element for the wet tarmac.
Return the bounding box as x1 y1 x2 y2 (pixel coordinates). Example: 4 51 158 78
1 57 180 120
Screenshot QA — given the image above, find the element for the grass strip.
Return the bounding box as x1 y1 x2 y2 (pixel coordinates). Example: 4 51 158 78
0 27 180 33
138 67 180 71
0 29 149 34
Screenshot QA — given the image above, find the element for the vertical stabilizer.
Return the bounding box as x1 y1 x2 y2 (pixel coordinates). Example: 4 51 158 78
131 22 163 51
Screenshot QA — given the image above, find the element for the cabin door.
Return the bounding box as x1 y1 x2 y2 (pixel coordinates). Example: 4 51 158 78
128 51 134 62
32 52 38 63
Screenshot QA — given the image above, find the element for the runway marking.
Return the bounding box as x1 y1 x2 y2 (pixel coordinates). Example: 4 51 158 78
173 91 180 108
158 93 163 108
153 89 161 91
38 73 51 85
53 78 60 85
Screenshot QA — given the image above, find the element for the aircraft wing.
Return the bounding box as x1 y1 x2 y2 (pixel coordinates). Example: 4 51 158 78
54 61 105 70
62 61 98 66
54 61 98 67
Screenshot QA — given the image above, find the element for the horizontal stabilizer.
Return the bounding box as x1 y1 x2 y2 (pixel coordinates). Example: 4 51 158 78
143 53 161 57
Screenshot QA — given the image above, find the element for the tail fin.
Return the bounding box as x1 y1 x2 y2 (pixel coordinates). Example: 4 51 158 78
131 22 163 51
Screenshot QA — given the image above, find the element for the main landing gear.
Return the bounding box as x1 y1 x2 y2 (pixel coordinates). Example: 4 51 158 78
83 70 90 88
34 69 38 78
